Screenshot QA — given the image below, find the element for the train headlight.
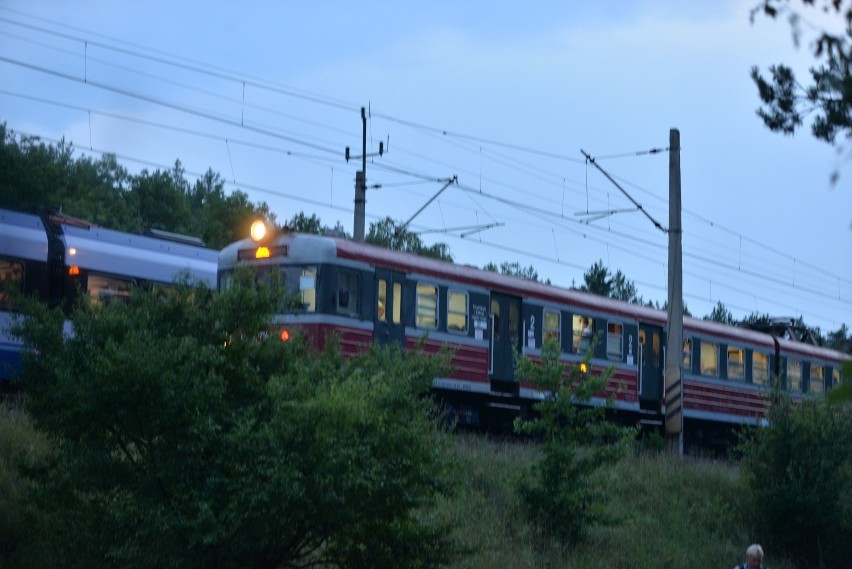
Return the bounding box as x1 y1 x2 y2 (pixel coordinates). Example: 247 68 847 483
250 220 267 242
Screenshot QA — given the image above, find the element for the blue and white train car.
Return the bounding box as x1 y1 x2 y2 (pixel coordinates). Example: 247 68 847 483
0 208 218 383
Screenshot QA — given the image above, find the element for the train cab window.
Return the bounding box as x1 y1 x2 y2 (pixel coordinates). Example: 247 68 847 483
753 352 770 385
0 259 23 308
299 268 317 312
683 337 692 370
447 290 467 333
543 309 560 345
377 279 388 322
699 341 719 377
727 346 745 381
88 274 133 305
810 365 825 395
336 271 360 316
606 322 623 361
416 283 438 329
787 359 802 392
572 314 594 354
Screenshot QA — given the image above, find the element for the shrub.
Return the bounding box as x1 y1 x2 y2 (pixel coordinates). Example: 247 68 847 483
738 389 852 568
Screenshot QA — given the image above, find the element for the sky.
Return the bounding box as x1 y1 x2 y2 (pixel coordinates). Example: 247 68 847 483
1 0 850 334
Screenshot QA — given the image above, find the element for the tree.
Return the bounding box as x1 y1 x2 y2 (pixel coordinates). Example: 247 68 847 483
513 339 635 543
366 217 453 262
579 261 647 305
580 260 613 296
483 261 544 282
12 271 457 568
751 0 852 180
611 270 643 304
738 389 852 568
704 300 737 325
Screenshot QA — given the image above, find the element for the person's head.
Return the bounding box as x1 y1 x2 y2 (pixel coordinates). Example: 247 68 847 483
745 544 763 568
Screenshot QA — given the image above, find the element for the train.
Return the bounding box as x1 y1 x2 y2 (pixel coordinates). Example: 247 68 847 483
3 207 849 447
218 221 850 446
0 207 218 383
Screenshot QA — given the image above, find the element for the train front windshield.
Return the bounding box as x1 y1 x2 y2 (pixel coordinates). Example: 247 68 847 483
219 265 316 313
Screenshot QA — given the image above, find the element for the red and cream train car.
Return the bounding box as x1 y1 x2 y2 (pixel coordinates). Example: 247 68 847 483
218 226 849 442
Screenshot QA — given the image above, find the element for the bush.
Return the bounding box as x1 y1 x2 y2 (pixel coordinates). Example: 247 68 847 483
738 390 852 568
12 271 458 568
0 402 54 568
513 339 635 543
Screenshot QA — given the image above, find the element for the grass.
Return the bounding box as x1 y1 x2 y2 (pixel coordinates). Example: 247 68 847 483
439 432 795 569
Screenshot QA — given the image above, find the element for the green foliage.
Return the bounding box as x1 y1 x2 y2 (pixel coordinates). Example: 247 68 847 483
12 271 457 568
751 1 852 182
704 300 737 325
513 339 636 543
367 216 453 261
0 125 272 249
0 403 55 568
580 260 613 297
738 389 852 568
483 261 546 283
580 261 645 305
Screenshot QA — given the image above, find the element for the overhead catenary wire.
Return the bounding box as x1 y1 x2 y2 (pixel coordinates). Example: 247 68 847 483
1 12 849 329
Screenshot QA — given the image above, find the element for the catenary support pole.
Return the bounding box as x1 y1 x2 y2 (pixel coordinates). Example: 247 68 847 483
665 128 684 455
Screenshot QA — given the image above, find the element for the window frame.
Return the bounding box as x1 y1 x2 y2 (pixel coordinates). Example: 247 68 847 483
416 282 438 330
335 269 360 316
727 346 745 381
543 308 560 346
787 359 802 392
810 364 825 395
606 321 623 361
572 314 595 355
447 289 468 334
699 341 719 377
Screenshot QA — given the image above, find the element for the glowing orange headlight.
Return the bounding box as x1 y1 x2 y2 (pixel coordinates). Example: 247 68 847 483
255 247 270 259
68 265 80 276
280 328 291 342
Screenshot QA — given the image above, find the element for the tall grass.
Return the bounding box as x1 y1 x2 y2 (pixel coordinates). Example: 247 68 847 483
440 433 795 569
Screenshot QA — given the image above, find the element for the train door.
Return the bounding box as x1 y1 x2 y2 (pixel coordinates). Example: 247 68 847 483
375 268 405 346
489 292 522 390
638 323 663 406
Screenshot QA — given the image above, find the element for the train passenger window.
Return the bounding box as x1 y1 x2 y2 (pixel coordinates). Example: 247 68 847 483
832 368 841 388
787 359 802 392
727 346 745 381
683 337 692 370
447 290 467 333
573 314 594 354
336 271 360 316
810 365 825 394
753 352 770 385
88 274 133 305
0 259 23 308
377 279 388 322
392 282 401 324
416 284 438 329
699 342 719 377
606 322 623 360
543 309 560 345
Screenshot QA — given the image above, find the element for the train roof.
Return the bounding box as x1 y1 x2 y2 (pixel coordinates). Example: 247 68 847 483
0 209 48 262
221 231 850 363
